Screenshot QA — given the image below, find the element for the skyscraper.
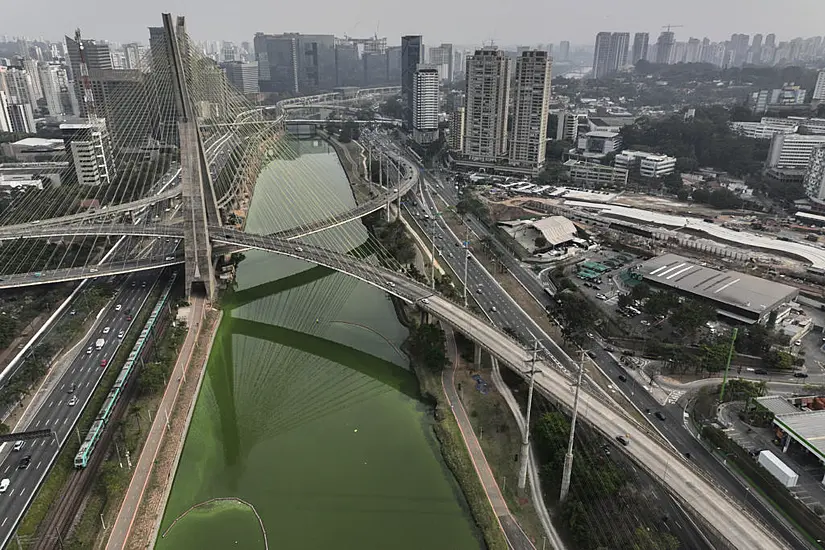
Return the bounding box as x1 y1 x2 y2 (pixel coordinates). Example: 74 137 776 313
401 35 424 128
39 63 68 117
253 33 336 94
558 41 570 62
656 31 675 64
221 61 259 94
0 91 12 133
463 47 511 163
592 32 612 78
6 103 35 133
509 50 552 172
428 43 454 82
685 38 702 63
65 34 113 117
632 33 649 64
412 65 440 144
592 32 629 78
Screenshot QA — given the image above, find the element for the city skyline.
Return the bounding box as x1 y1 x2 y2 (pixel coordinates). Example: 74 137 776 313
2 0 824 48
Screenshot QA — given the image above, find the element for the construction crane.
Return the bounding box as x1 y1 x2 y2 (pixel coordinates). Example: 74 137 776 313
661 24 684 33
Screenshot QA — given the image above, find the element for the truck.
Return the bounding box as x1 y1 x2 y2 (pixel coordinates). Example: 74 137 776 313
95 338 105 351
758 450 798 488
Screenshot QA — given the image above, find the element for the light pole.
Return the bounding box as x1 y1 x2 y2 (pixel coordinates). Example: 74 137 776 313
518 338 539 490
560 350 586 502
430 214 438 290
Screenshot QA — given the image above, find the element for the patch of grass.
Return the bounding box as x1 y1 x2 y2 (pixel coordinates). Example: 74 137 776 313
454 362 545 543
408 336 509 550
17 284 163 540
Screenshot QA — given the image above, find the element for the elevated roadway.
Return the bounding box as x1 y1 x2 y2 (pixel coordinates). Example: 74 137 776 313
0 223 794 548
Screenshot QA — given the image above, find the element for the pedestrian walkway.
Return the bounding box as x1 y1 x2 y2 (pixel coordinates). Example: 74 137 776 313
104 297 206 550
441 326 535 550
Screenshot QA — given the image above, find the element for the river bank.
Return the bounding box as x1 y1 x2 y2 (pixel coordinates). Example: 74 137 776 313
154 137 480 549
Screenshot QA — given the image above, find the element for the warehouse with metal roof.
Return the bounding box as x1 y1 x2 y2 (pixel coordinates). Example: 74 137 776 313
639 253 798 323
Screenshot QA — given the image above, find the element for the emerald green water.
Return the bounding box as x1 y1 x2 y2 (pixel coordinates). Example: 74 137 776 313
156 139 480 549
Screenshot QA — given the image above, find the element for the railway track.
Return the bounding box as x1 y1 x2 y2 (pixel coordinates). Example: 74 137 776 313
32 381 138 550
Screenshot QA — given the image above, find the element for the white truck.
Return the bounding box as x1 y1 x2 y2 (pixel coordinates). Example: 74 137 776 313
758 450 798 488
95 338 105 351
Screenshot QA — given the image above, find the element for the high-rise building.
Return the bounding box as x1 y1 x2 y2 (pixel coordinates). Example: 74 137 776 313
253 32 336 94
558 41 570 62
38 63 69 117
123 43 144 70
401 35 424 127
592 32 612 78
463 48 511 162
412 65 440 144
65 34 113 118
428 43 453 82
765 34 776 49
60 119 115 186
656 31 675 64
221 61 259 94
448 107 465 151
6 103 35 133
509 50 552 172
0 91 12 133
751 34 764 65
685 38 702 63
22 59 43 102
592 32 629 78
0 67 35 106
334 40 361 87
632 33 649 64
813 70 825 102
804 146 825 203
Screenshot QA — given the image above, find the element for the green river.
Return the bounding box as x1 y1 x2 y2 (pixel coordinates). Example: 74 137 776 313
156 139 480 549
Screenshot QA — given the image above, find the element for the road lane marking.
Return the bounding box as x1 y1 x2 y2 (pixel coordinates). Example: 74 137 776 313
59 383 64 390
1 517 6 527
3 466 9 475
19 487 25 497
63 417 68 425
43 419 50 427
7 489 13 497
48 401 53 408
39 440 45 447
36 461 41 470
34 420 40 428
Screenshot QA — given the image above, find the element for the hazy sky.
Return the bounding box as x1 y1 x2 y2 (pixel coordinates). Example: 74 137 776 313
3 0 824 47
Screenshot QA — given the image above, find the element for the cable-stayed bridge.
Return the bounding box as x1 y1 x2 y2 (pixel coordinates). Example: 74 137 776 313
0 13 792 550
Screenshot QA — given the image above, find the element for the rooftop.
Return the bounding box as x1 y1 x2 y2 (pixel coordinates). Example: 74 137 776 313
756 396 804 415
11 137 64 148
585 130 620 139
639 253 798 317
773 410 825 462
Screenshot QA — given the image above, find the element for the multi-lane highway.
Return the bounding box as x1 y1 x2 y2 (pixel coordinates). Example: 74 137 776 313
392 144 811 549
0 270 161 549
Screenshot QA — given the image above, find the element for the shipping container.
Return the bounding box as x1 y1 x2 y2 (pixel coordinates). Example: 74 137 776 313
758 450 798 488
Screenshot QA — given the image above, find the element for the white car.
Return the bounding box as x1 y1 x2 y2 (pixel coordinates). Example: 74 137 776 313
68 396 78 407
86 347 92 355
596 294 607 300
118 330 125 339
0 479 8 493
115 304 122 311
12 441 23 452
102 326 111 334
421 298 429 304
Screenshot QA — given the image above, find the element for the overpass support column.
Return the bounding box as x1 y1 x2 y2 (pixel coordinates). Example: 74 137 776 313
473 343 483 368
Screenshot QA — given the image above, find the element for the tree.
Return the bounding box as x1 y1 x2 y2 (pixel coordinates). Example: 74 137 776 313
534 236 549 249
408 323 449 372
631 527 680 550
670 299 715 336
137 362 167 396
0 423 9 435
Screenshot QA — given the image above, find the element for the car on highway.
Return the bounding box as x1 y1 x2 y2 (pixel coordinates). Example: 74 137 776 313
754 369 768 375
616 435 630 446
115 304 122 311
12 441 23 452
100 359 108 368
118 330 125 339
68 396 78 407
0 479 8 493
68 383 76 394
18 455 31 470
490 306 497 312
793 372 809 378
102 326 110 334
655 411 666 421
164 256 175 261
294 247 303 252
86 347 92 355
126 315 132 321
421 298 429 304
